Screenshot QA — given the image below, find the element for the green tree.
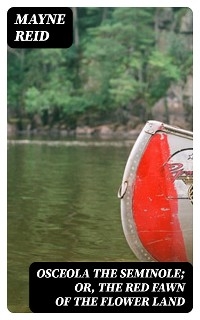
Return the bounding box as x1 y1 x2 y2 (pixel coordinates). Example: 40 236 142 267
7 7 192 130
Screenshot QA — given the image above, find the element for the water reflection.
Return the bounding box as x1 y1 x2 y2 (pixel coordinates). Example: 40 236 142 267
7 141 138 312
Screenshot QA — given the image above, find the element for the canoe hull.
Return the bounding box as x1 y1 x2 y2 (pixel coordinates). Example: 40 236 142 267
118 121 193 263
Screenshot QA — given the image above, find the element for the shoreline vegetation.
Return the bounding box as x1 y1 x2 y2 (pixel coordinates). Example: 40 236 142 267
7 121 143 140
8 8 193 139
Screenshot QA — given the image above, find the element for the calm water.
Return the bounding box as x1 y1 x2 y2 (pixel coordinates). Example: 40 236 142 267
7 139 138 312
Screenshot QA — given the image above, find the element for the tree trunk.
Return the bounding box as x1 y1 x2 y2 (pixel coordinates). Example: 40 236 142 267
72 7 79 47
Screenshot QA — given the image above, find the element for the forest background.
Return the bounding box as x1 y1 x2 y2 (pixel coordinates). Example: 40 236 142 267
7 7 193 137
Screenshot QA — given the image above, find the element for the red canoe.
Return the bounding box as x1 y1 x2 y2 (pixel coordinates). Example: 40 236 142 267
118 120 193 263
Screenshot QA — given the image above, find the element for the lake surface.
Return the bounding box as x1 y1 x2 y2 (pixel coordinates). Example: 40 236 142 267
7 138 138 312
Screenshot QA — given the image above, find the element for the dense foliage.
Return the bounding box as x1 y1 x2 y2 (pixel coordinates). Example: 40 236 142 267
7 7 193 130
